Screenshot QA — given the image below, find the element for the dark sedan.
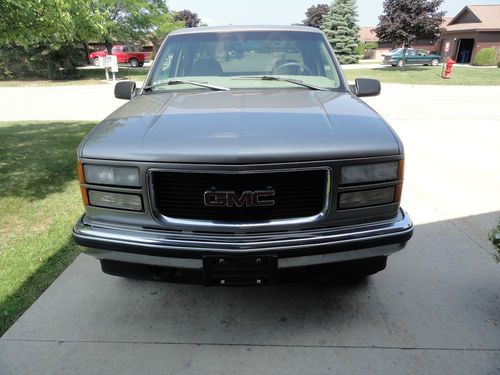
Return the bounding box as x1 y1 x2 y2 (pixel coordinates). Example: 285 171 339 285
383 48 443 67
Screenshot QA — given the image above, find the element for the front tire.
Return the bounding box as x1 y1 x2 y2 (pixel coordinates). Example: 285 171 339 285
397 59 404 67
129 58 139 68
92 57 100 66
431 58 439 66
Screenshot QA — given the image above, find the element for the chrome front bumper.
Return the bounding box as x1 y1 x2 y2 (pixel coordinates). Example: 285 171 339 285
72 209 413 270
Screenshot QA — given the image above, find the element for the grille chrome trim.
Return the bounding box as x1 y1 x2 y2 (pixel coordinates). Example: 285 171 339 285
147 167 332 230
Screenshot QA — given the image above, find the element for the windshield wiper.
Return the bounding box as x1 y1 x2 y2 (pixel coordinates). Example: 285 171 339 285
143 79 230 92
232 75 327 91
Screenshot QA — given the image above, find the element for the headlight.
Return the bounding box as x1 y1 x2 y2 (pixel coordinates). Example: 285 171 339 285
83 165 140 187
339 187 395 209
341 161 399 185
88 190 143 211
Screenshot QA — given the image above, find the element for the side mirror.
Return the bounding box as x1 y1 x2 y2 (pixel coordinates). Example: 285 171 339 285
354 78 381 97
114 81 136 100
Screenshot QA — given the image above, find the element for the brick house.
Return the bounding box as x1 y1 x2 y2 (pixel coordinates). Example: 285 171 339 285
437 5 500 63
359 27 379 44
359 18 452 60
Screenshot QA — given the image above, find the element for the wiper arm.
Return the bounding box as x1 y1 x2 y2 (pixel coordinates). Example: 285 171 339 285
143 79 230 92
232 75 327 91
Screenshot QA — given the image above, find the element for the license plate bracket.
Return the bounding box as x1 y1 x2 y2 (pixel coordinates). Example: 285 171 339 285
203 255 277 286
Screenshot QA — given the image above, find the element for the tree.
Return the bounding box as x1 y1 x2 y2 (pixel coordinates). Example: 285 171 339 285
0 0 182 78
0 0 181 53
375 0 445 69
94 0 182 53
149 10 184 51
0 0 105 78
174 10 201 28
0 0 104 48
303 4 330 29
321 0 360 64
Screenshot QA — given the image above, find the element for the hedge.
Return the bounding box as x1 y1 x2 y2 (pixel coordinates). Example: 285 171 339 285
472 47 498 66
0 45 86 80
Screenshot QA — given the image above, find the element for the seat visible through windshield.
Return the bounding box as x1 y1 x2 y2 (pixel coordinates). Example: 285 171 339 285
148 30 342 90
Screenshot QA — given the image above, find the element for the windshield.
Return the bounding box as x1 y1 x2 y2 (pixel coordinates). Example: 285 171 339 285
147 31 344 91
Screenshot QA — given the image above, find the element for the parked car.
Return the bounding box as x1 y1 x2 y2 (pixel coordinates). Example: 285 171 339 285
89 45 146 67
383 48 442 67
73 26 413 286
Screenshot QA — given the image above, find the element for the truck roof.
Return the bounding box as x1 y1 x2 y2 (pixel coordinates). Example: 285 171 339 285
169 25 323 36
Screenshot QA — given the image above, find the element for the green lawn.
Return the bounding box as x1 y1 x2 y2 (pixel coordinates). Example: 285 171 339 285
2 64 499 87
0 121 96 335
343 66 500 85
0 67 148 87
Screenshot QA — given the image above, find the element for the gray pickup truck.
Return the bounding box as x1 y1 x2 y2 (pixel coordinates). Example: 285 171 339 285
72 26 413 285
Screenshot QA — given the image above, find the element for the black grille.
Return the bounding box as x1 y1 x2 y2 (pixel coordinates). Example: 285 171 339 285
152 170 327 221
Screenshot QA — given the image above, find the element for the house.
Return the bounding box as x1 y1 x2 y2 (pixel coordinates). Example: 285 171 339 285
358 27 384 59
358 27 387 59
359 27 378 43
438 5 500 63
359 18 452 60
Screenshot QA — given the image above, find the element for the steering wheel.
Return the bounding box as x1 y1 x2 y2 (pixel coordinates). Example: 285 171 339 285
272 62 312 76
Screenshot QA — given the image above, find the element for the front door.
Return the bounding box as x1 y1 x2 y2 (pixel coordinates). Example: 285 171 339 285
405 50 417 64
112 47 126 63
455 39 474 64
415 49 429 64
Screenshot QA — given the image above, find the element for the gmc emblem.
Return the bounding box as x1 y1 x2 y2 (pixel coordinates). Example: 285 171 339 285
204 190 275 208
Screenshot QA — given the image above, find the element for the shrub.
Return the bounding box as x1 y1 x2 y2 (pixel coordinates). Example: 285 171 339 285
489 222 500 262
357 41 378 56
472 47 498 66
0 45 86 80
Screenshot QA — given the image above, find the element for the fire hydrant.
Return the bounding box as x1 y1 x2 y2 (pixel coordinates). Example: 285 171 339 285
442 58 455 79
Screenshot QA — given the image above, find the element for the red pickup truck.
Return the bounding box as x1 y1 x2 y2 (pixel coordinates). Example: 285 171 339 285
89 45 147 68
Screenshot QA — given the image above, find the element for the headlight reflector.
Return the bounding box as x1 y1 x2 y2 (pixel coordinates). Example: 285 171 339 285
88 190 143 211
341 162 399 185
83 165 140 187
339 187 395 209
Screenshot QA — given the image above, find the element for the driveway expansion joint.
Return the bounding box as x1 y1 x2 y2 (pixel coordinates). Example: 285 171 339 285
2 338 500 352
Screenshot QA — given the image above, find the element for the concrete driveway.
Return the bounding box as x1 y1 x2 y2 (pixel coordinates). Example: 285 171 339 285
0 83 125 121
1 84 499 374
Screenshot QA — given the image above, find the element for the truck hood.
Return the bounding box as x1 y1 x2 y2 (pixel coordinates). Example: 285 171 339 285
80 89 401 163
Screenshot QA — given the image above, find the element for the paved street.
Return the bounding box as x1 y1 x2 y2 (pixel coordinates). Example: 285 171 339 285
1 83 499 374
